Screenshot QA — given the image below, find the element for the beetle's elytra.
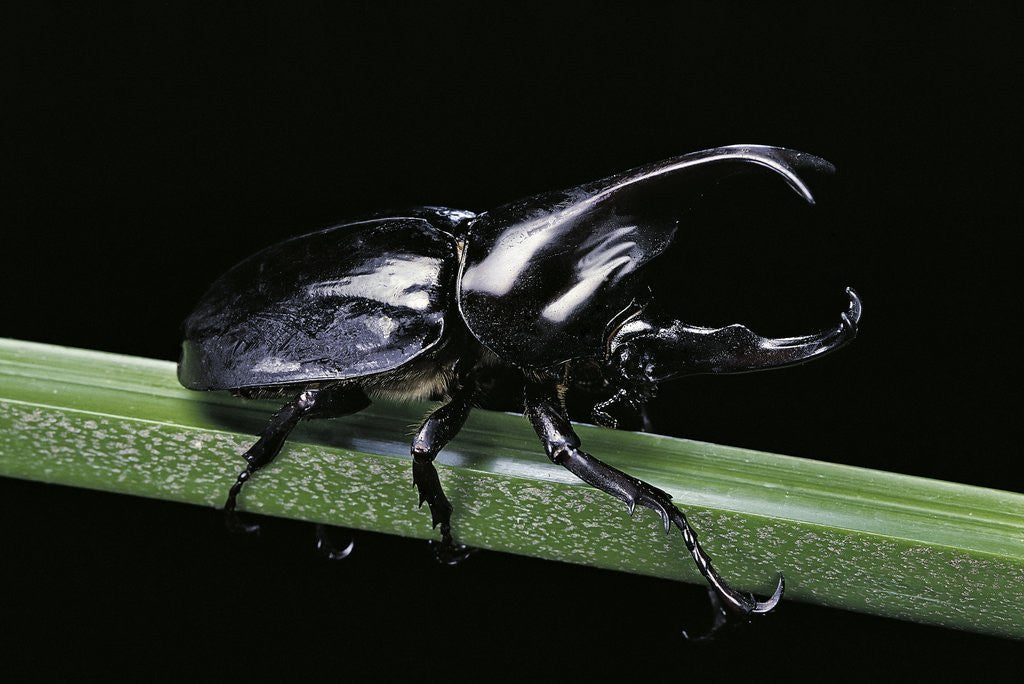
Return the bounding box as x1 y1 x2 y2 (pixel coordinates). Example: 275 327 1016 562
179 144 860 632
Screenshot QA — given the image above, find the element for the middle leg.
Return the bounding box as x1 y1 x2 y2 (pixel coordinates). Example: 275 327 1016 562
410 363 477 564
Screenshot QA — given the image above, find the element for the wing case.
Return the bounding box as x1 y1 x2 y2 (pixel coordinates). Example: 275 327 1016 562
179 212 467 390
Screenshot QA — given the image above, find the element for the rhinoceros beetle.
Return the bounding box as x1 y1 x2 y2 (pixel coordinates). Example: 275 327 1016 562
179 144 860 626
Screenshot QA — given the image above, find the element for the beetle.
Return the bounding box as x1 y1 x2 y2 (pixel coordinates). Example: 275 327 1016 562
178 144 860 623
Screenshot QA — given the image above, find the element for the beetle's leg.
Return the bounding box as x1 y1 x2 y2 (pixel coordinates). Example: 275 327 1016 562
592 387 656 430
411 366 477 565
224 386 370 535
681 586 738 642
592 389 625 429
639 403 654 432
525 381 784 621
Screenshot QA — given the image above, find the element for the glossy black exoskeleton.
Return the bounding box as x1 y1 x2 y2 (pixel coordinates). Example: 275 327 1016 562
179 145 861 628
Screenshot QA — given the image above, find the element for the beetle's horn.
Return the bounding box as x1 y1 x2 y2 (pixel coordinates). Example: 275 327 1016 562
570 144 835 211
609 288 861 382
461 145 837 369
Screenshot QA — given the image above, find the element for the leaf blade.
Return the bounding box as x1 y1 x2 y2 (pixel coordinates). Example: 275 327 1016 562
1 338 1022 638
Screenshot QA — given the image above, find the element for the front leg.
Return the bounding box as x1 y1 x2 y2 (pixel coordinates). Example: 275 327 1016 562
525 382 784 618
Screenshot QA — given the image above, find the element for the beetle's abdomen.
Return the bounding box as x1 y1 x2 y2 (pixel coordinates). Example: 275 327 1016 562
179 216 460 390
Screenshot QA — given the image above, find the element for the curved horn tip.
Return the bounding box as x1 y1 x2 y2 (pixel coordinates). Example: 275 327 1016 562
797 154 835 204
845 287 863 326
750 573 786 615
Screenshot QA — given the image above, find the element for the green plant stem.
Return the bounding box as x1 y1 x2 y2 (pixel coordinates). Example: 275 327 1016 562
0 338 1021 638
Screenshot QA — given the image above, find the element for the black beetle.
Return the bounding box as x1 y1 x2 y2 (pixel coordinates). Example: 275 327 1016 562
179 144 860 623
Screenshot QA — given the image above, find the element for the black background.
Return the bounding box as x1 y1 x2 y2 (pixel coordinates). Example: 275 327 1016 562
3 2 1021 679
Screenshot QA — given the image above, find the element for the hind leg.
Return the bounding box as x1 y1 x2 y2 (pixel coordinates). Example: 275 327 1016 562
224 385 370 533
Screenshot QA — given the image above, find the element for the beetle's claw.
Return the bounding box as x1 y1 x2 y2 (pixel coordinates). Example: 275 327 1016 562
748 573 785 614
315 523 355 561
431 540 476 565
431 525 477 565
708 571 785 617
682 587 733 642
224 508 261 536
681 582 780 642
